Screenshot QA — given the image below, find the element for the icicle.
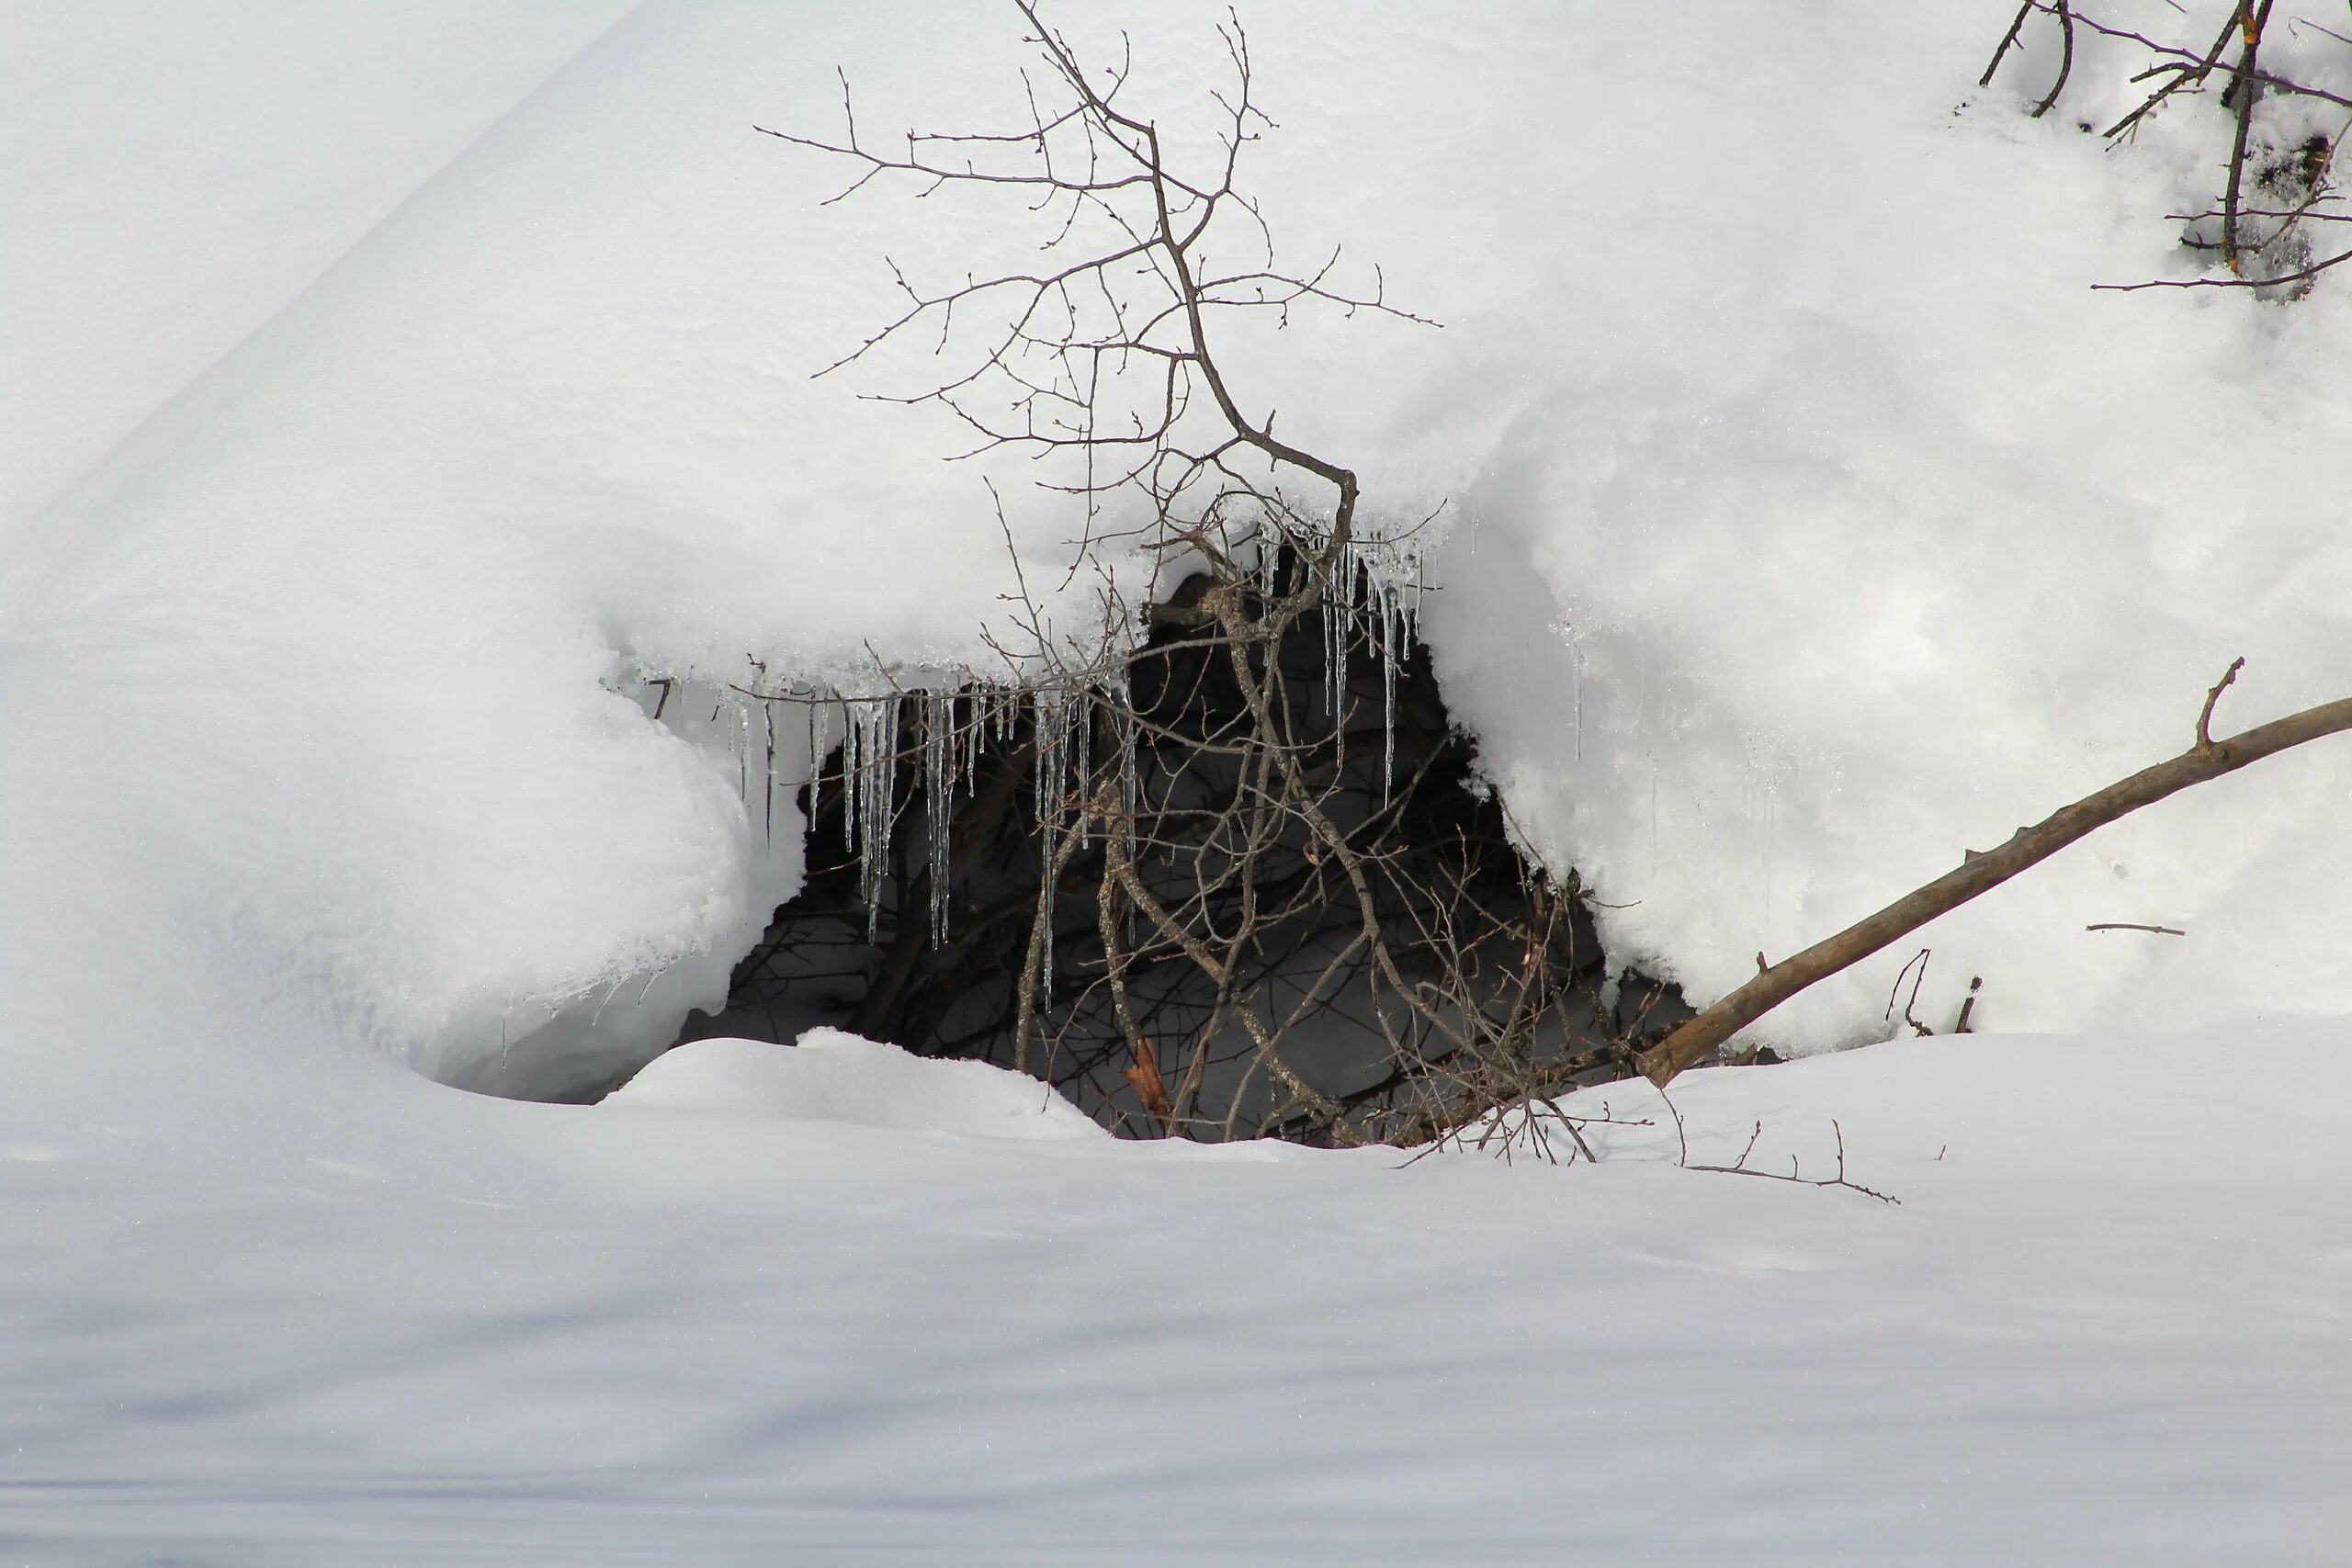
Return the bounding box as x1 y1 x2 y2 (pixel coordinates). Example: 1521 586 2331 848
963 689 981 797
732 697 749 804
1115 673 1137 827
844 699 866 869
1325 561 1342 728
1032 686 1064 830
924 690 955 943
1379 577 1398 807
848 697 899 940
1572 642 1584 762
762 699 776 845
808 697 832 817
840 698 859 854
1649 764 1661 868
874 697 900 931
1325 546 1348 759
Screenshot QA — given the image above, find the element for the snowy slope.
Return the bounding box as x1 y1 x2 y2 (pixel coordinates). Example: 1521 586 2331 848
0 0 637 521
3 1027 2346 1564
2 2 1063 1096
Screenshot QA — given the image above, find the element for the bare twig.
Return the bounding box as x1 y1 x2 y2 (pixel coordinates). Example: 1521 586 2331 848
2219 2 2278 274
2199 654 2245 747
1952 976 1984 1033
1658 1094 1901 1204
1989 2 2347 294
2032 0 2077 118
1883 947 1934 1037
2094 242 2352 291
1982 1 2039 87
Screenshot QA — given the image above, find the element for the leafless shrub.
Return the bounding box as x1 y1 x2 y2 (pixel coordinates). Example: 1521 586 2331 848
718 3 1691 1142
1984 0 2352 295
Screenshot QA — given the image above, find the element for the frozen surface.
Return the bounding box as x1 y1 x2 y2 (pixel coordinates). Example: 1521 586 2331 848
3 1027 2346 1563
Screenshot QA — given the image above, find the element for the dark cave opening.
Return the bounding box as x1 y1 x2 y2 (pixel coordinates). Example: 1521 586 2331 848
674 562 1688 1141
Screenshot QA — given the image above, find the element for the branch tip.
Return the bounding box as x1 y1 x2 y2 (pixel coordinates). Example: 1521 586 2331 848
2197 655 2246 750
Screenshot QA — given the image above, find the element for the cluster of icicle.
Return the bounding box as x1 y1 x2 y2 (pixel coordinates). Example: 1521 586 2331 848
704 536 1426 976
1302 531 1425 807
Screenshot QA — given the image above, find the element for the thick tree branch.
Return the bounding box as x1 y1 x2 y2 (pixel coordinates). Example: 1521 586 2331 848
1640 663 2352 1087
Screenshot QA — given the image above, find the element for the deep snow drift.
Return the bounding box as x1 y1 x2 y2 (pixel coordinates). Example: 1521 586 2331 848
3 1026 2347 1564
0 1024 2342 1561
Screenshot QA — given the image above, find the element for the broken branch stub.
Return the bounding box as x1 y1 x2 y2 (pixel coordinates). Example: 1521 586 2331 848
1638 665 2352 1087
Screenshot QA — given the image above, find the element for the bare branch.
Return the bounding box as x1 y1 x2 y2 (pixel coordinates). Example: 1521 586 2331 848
1641 662 2352 1086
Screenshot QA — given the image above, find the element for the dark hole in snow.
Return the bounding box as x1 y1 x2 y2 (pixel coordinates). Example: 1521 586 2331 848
666 558 1689 1142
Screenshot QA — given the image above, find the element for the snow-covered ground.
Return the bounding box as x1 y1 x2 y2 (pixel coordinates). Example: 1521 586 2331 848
6 1 2352 1558
6 1028 2347 1564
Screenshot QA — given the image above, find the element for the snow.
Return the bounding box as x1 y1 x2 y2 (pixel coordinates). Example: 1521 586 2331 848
11 1 2352 1089
6 0 2352 1555
610 1028 1107 1140
1395 3 2352 1048
5 1025 2347 1562
0 1 638 523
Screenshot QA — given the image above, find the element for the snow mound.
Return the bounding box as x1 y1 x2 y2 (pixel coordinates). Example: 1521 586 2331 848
9 0 2352 1098
606 1029 1107 1141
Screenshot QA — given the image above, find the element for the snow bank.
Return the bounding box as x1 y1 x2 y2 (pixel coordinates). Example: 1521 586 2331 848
0 3 1083 1094
0 0 636 522
609 1028 1106 1140
6 0 2352 1096
1402 2 2352 1047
